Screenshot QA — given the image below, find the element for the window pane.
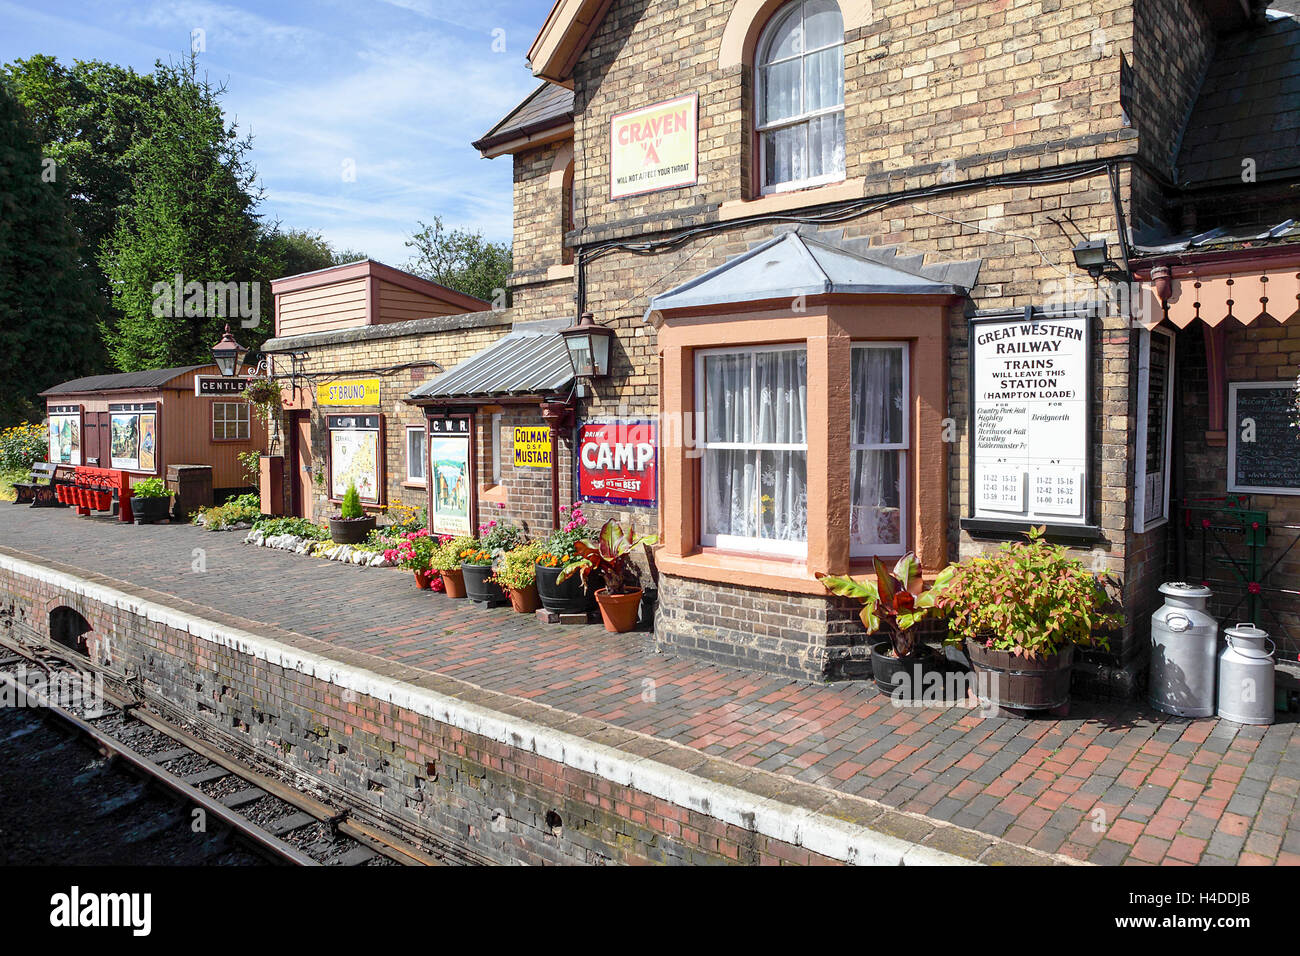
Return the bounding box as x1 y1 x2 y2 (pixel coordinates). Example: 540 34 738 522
762 5 803 61
803 45 844 113
803 0 844 50
851 450 902 549
759 450 807 542
755 349 807 444
409 431 426 479
704 352 752 443
807 111 845 179
214 404 226 423
763 124 807 187
704 448 757 539
761 59 802 125
851 348 905 445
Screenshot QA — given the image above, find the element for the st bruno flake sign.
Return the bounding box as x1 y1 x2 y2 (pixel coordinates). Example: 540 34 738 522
965 309 1095 534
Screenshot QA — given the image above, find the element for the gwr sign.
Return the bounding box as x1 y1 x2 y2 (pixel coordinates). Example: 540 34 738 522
577 420 657 506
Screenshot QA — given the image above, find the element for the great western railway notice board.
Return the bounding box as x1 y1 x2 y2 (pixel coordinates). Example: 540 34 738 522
964 310 1095 536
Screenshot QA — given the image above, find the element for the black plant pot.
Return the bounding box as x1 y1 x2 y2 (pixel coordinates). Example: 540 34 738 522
462 562 507 605
328 515 376 544
534 562 598 614
870 641 947 701
132 495 173 525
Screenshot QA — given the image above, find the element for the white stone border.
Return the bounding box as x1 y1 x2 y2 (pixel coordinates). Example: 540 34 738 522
2 550 976 866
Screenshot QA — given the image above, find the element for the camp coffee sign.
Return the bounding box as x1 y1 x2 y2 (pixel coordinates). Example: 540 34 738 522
609 94 698 199
970 313 1090 526
577 420 657 506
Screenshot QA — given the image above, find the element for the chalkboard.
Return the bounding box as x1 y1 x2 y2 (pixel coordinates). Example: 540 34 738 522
1229 383 1300 494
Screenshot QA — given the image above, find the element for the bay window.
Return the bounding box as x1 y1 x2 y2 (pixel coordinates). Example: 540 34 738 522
850 343 909 557
757 0 846 194
698 345 809 556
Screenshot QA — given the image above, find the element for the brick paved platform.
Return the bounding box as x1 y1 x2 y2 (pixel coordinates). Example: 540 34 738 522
2 505 1298 865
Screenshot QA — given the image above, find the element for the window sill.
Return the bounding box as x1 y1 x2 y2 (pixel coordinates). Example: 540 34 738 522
718 178 861 221
479 483 508 506
655 549 828 595
401 480 427 489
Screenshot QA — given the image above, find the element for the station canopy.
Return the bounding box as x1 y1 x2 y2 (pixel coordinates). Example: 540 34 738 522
407 318 574 403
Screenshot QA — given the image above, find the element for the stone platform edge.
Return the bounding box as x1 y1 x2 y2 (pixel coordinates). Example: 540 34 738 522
0 547 1077 867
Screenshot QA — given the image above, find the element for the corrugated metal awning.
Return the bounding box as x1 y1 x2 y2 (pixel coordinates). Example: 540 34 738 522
408 320 574 401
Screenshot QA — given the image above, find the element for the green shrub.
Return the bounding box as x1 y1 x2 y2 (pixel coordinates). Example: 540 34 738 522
131 477 173 498
253 517 328 540
1 422 47 471
192 493 263 530
340 482 363 519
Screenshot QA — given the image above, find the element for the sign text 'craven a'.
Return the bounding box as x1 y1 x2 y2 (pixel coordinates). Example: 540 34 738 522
609 94 698 200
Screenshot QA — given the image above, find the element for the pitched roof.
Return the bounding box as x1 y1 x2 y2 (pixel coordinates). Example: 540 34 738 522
1176 10 1300 188
473 83 574 156
644 230 976 322
41 365 209 396
408 320 574 401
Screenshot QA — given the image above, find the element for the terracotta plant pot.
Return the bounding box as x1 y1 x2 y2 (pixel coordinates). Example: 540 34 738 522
413 570 432 590
594 588 642 633
965 639 1074 715
508 584 540 614
441 567 467 599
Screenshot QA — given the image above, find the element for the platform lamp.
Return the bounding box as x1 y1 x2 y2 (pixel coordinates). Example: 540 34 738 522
211 324 247 377
560 312 614 398
1072 239 1127 283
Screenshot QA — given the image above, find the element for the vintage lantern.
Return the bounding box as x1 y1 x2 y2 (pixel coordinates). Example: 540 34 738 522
211 324 247 377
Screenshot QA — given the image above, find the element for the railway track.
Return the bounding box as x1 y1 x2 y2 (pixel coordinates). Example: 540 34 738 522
0 638 483 866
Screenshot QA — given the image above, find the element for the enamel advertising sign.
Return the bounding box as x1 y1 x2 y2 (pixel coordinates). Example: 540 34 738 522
577 420 657 506
610 94 698 200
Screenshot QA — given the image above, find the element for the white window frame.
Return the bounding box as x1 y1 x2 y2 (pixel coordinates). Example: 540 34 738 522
696 343 809 558
755 0 847 195
212 401 250 441
1134 327 1175 531
850 342 909 558
491 412 503 485
406 424 427 485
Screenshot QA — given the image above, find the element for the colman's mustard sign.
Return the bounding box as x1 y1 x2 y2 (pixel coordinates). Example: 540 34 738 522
316 378 380 407
513 426 551 468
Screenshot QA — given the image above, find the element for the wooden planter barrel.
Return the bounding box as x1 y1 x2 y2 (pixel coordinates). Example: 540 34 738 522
965 640 1074 712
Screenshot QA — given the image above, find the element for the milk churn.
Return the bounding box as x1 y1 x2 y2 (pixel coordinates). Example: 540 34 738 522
1149 582 1219 717
1217 623 1275 725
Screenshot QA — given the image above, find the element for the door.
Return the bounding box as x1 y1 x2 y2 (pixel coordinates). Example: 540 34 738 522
83 412 109 467
290 412 313 520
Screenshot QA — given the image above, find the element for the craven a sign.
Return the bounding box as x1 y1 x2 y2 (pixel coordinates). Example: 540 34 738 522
317 378 380 407
610 94 698 199
966 311 1091 530
577 420 657 506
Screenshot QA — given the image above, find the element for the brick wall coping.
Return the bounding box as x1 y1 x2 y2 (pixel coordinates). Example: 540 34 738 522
0 547 1077 867
262 309 513 352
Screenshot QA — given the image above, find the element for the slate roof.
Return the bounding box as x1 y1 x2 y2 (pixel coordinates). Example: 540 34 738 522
41 365 209 396
644 230 979 321
408 319 574 400
473 83 574 153
1176 9 1300 188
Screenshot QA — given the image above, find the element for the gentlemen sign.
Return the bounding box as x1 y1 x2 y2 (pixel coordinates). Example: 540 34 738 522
969 313 1090 526
194 375 250 396
577 420 657 506
610 94 698 199
316 378 380 406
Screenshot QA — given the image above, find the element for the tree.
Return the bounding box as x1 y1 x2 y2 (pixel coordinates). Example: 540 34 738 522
404 216 511 305
0 78 100 422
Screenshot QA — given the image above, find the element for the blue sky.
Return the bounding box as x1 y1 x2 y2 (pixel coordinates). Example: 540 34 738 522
0 0 555 264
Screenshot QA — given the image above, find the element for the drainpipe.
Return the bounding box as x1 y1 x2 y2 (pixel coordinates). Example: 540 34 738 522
540 400 573 531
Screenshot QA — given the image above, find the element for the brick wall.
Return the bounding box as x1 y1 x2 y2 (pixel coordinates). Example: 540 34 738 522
475 406 575 538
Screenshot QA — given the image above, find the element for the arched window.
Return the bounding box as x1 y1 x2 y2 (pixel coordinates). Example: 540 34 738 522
756 0 845 194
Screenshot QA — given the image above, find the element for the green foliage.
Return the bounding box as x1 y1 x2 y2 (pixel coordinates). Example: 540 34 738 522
478 518 526 553
253 516 328 540
339 482 363 519
433 535 477 572
131 477 172 498
491 542 543 591
383 503 426 535
404 216 511 306
559 519 659 595
934 527 1124 659
0 422 48 470
192 493 262 530
236 449 260 486
0 78 101 420
818 554 954 659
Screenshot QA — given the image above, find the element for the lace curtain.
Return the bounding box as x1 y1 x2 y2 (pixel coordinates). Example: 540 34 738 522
850 346 906 553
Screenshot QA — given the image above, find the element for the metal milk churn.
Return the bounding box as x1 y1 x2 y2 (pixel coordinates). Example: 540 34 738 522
1149 582 1219 717
1217 623 1275 726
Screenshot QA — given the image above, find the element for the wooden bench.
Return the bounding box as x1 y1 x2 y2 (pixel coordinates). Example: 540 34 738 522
54 466 134 523
11 462 65 508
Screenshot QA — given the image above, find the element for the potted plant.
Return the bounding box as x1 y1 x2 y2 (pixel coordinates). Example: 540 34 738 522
934 527 1124 715
130 477 175 525
559 518 659 633
817 555 954 699
328 481 376 544
385 529 438 589
433 535 473 598
492 542 544 614
536 505 599 614
459 521 524 605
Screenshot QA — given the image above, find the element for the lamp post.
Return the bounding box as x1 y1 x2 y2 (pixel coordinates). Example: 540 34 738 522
560 312 614 396
211 324 247 377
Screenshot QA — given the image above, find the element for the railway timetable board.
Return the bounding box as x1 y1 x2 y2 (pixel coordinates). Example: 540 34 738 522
966 311 1094 533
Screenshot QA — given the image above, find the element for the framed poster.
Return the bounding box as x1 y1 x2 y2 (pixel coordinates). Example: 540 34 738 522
108 402 157 472
138 413 157 473
47 406 81 466
1134 328 1175 530
577 420 657 507
327 413 382 503
610 93 698 199
963 309 1096 536
428 414 471 536
1228 381 1300 495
